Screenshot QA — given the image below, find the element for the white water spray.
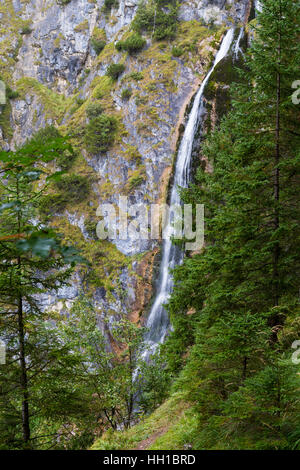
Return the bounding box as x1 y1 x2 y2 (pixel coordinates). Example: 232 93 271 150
255 0 262 13
141 28 235 361
234 27 245 60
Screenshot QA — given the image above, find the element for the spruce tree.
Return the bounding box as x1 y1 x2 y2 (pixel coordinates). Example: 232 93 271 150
0 136 84 448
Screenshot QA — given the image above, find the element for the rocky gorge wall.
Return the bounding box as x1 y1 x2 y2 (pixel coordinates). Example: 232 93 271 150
0 0 251 338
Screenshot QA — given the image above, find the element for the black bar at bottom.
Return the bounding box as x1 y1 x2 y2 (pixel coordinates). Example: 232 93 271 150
0 449 296 467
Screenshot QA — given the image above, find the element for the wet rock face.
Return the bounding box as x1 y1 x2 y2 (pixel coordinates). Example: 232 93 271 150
11 0 249 87
13 0 98 86
179 0 249 24
12 94 49 146
12 0 139 87
1 0 251 320
99 0 138 41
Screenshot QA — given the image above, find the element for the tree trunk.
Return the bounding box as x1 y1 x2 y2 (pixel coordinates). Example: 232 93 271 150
273 51 280 308
270 1 282 343
242 356 248 381
16 182 30 444
17 290 30 443
126 345 134 428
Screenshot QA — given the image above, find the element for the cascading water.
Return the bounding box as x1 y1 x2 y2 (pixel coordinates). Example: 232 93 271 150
255 0 262 13
234 27 245 60
141 28 235 362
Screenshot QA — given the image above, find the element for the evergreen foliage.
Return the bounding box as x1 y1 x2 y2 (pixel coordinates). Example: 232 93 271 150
121 88 132 101
164 0 300 449
0 138 85 448
1 0 300 453
31 125 75 170
103 0 118 11
115 33 146 54
54 173 90 203
132 0 179 41
86 102 103 119
106 63 126 80
91 38 106 55
84 114 118 153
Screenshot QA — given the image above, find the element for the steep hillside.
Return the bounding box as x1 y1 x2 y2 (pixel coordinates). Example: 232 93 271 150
91 391 194 450
1 0 299 452
0 0 251 338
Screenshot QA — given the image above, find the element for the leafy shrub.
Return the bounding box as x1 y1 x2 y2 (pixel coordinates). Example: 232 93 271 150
171 45 183 57
153 7 178 41
57 0 71 4
115 41 123 52
121 88 132 101
55 174 90 203
58 152 76 171
127 166 146 191
7 90 19 99
91 38 106 55
106 63 125 80
132 2 154 32
86 102 103 119
85 114 118 154
115 33 146 54
139 352 171 414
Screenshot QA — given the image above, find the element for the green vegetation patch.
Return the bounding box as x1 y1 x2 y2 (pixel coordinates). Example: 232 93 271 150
103 0 118 11
91 392 191 450
16 77 72 122
121 88 132 101
132 0 179 41
85 114 118 154
171 46 184 57
91 26 106 54
74 20 89 33
55 173 90 202
20 25 32 35
86 102 104 119
116 33 146 55
31 125 76 170
106 63 126 80
91 38 106 55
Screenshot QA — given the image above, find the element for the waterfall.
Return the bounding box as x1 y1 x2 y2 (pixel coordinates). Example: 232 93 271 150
234 27 245 60
141 28 235 362
255 1 262 13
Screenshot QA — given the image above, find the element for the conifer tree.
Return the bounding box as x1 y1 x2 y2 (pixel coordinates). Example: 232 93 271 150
166 0 300 448
0 136 84 448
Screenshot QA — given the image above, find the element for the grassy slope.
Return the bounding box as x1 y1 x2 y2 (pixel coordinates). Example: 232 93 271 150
91 392 198 450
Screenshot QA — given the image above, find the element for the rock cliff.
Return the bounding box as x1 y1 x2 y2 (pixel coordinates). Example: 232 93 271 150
0 0 251 334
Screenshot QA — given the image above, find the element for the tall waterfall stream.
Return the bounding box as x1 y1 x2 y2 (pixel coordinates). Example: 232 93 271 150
141 28 236 362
